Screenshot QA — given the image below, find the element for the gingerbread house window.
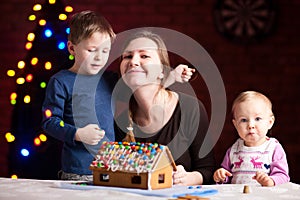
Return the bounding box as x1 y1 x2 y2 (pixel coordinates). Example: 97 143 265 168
158 174 165 184
131 176 141 184
100 174 109 182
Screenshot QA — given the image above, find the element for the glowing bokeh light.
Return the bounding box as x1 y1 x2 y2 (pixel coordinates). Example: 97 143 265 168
59 13 67 21
28 14 36 21
10 93 17 104
18 61 25 69
44 29 52 38
60 120 65 127
11 175 18 179
65 6 73 13
26 74 33 82
10 92 17 100
24 95 31 103
16 77 25 85
58 41 65 50
45 61 52 70
69 54 74 60
25 42 32 50
49 0 56 4
39 19 46 26
10 100 16 105
40 82 47 88
31 57 38 65
27 33 35 41
39 134 47 142
33 4 42 11
66 27 70 34
34 137 41 146
5 132 15 142
45 109 52 118
21 149 29 157
7 70 15 77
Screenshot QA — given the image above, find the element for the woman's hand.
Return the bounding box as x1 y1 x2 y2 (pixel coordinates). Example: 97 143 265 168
173 165 203 186
162 64 196 88
174 64 196 83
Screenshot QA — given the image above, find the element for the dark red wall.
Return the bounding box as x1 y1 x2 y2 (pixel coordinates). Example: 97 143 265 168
0 0 299 183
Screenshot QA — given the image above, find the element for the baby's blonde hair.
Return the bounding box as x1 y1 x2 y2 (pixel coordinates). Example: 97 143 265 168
232 91 274 119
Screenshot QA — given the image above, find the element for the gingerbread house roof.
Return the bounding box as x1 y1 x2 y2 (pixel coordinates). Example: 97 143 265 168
90 141 177 173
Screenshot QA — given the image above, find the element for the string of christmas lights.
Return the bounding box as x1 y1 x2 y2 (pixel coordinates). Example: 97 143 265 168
6 0 74 179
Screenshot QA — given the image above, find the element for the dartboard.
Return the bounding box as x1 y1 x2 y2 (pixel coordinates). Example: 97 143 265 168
213 0 277 44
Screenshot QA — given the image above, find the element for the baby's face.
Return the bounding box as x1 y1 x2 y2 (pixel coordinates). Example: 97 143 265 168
232 98 274 147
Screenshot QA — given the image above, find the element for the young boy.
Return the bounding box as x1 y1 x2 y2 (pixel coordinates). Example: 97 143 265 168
42 10 117 181
213 91 290 186
42 10 195 181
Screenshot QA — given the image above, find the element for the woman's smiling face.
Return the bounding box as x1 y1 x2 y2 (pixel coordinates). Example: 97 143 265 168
120 37 164 90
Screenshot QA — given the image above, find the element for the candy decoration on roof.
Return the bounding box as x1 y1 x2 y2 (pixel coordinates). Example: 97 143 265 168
91 141 164 173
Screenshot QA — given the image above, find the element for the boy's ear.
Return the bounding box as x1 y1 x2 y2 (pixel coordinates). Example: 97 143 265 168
67 41 75 55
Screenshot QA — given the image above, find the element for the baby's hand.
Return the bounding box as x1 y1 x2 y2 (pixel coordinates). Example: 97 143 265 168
75 124 105 145
213 168 232 183
253 171 274 187
174 64 196 83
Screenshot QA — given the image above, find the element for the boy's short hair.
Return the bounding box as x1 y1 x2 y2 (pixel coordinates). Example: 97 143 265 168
68 10 115 44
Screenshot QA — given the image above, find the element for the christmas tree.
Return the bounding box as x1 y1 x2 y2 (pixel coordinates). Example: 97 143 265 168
7 0 73 179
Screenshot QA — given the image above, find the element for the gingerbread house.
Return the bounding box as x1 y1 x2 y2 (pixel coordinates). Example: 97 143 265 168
90 141 177 190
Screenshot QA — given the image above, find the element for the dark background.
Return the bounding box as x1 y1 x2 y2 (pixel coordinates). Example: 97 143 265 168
0 0 299 183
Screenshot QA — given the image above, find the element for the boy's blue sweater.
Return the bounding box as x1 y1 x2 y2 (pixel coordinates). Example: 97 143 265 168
42 69 117 175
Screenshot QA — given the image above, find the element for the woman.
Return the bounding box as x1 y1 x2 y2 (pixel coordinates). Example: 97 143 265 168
114 30 215 185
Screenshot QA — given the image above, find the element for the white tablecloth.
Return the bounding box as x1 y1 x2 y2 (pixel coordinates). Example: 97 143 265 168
0 177 299 200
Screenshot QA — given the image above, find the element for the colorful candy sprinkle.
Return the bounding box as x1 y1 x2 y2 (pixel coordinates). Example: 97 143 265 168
91 141 165 173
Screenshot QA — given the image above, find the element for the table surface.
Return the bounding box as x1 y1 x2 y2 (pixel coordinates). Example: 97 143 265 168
0 177 299 200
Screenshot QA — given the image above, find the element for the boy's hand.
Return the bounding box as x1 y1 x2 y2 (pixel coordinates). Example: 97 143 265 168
213 168 232 183
174 64 196 83
253 171 275 186
75 124 105 145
